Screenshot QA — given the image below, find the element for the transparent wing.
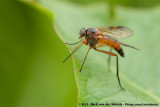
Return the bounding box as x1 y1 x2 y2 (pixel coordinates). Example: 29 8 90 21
97 26 133 39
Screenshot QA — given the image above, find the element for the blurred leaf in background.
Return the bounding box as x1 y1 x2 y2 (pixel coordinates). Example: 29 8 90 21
56 0 160 20
43 0 160 20
0 0 77 107
63 0 160 8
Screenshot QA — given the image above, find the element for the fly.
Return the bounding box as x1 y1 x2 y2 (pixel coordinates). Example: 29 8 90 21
63 26 139 90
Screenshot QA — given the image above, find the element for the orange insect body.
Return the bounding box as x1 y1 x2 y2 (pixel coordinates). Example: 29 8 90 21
63 26 139 90
97 36 124 57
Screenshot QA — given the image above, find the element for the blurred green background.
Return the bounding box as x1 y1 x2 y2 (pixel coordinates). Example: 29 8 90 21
0 0 160 107
0 1 77 107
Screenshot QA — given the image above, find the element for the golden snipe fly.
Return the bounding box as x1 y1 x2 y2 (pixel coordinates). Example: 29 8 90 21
63 26 139 90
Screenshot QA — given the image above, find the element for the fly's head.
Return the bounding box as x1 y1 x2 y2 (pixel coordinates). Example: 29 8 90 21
79 28 86 39
79 28 99 39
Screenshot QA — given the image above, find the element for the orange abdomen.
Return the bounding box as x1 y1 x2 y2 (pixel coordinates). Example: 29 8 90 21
97 38 124 57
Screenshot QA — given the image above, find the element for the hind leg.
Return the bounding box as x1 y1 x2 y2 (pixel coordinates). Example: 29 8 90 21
94 47 125 90
96 45 113 69
108 48 112 69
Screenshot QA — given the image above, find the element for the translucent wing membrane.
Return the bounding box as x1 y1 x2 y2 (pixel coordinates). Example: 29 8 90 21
97 26 133 39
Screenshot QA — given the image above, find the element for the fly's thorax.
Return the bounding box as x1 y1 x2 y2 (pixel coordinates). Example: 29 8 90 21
85 28 99 47
86 35 97 47
86 28 99 36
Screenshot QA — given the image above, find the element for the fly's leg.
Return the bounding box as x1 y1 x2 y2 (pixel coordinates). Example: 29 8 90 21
108 48 112 69
79 46 91 72
94 48 125 90
83 39 88 45
65 38 83 45
96 45 113 70
62 41 83 63
63 38 87 63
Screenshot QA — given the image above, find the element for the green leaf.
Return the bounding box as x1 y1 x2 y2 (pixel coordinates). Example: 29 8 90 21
0 1 77 107
37 0 160 106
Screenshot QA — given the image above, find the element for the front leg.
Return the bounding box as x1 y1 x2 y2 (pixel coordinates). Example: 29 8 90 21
83 39 88 45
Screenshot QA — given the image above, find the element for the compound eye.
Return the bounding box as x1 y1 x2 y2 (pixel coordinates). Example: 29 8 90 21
91 31 96 34
79 28 86 36
87 28 98 35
